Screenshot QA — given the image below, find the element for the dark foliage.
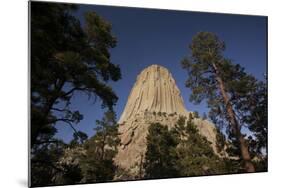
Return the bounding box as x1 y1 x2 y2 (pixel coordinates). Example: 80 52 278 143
30 2 121 186
144 123 180 178
31 2 121 148
143 116 240 178
31 140 84 186
181 32 267 172
80 111 120 182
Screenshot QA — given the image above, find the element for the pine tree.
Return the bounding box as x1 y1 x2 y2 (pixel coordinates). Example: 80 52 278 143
238 80 267 171
193 111 200 118
30 2 122 186
30 139 83 186
143 116 233 178
31 2 121 149
181 32 257 172
69 131 88 148
80 111 120 182
172 116 228 176
202 112 208 120
144 123 180 179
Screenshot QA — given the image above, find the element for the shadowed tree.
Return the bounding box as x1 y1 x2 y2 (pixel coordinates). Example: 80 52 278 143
171 116 230 176
144 116 233 178
239 79 267 171
31 140 66 186
243 80 267 157
30 2 121 186
80 110 120 182
181 32 258 172
202 112 208 120
193 111 200 118
144 123 180 179
31 2 121 148
69 131 88 148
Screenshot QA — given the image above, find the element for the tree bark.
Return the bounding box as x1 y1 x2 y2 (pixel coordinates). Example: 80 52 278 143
212 63 255 172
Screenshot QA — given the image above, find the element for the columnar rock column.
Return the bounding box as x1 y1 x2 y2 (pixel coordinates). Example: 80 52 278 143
114 64 218 179
119 64 188 123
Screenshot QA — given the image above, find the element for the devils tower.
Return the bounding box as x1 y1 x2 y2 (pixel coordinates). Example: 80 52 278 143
115 64 219 179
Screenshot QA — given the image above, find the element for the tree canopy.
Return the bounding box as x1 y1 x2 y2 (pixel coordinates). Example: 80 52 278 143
181 32 267 172
144 123 180 179
143 116 238 178
31 2 121 149
30 3 122 186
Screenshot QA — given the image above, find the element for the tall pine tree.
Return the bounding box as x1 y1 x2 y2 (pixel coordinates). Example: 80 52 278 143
80 110 120 182
31 2 121 149
143 123 179 179
30 2 121 185
181 32 257 172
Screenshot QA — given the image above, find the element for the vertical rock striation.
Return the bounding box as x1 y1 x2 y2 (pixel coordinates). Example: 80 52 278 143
115 64 218 179
119 64 188 123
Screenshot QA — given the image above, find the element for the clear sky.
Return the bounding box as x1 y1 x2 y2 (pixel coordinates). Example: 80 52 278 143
54 4 267 143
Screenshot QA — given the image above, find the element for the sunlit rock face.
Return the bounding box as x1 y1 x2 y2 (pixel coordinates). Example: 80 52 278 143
118 64 189 123
114 64 218 179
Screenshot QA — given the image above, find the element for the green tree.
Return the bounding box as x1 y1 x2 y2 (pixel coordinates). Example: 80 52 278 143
202 112 208 120
31 140 84 186
30 2 121 186
238 80 267 171
181 32 257 172
69 131 88 148
31 2 121 149
245 80 267 156
143 116 234 178
172 116 228 176
193 111 200 118
80 111 120 182
215 126 226 155
144 123 180 179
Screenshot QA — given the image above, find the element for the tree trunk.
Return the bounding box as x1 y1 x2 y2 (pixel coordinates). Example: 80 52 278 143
212 63 255 172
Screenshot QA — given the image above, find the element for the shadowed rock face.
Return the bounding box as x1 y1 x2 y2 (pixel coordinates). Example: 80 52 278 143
114 64 219 179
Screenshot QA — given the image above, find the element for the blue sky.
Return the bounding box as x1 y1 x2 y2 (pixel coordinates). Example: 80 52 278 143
54 4 267 143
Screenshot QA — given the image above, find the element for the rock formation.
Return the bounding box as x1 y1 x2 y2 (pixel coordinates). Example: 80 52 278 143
114 64 219 179
118 64 188 123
